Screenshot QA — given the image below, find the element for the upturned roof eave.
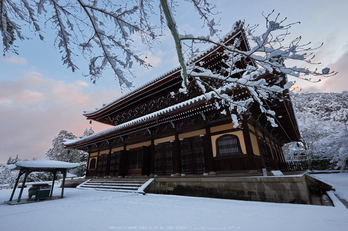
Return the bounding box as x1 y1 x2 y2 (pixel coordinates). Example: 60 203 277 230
83 25 245 119
66 93 209 148
83 68 182 119
67 90 301 149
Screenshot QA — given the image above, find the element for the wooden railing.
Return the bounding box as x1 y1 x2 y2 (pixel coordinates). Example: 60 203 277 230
284 160 309 171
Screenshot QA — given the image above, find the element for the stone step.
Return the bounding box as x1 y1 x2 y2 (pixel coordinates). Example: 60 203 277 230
93 188 140 193
87 181 145 185
77 178 154 194
80 185 139 190
86 182 143 187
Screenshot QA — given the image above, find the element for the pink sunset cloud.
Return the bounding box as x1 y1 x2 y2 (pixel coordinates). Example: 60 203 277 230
0 74 118 163
300 46 348 93
319 50 348 93
0 55 28 65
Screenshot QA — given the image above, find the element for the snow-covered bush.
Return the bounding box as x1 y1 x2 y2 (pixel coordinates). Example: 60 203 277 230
284 92 348 170
0 165 19 189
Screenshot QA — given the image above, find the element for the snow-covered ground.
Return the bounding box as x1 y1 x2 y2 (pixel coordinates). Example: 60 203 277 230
310 173 348 207
0 173 347 231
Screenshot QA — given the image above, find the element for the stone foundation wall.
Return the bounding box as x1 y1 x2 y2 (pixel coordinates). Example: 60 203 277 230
146 175 312 204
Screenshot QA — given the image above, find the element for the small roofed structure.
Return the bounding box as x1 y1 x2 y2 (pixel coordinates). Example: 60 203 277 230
9 159 79 203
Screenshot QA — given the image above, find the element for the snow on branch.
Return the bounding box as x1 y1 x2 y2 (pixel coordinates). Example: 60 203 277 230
162 7 336 127
190 0 220 36
0 0 158 89
0 1 336 107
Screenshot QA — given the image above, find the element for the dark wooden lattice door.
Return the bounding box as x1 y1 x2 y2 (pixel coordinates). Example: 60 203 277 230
109 151 120 176
119 151 128 176
87 158 97 177
181 136 205 174
155 142 173 175
127 148 143 175
97 154 108 177
181 139 191 174
142 147 152 176
260 141 272 170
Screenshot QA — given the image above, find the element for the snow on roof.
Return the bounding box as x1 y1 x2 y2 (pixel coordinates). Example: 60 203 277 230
5 164 17 170
15 159 80 169
83 67 181 117
84 22 244 117
65 92 210 146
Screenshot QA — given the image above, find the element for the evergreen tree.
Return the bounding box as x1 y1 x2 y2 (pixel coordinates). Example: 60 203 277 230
6 157 14 165
46 130 88 163
6 155 20 165
0 165 19 187
82 127 94 137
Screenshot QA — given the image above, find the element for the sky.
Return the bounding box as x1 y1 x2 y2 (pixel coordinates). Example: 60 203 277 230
0 0 347 164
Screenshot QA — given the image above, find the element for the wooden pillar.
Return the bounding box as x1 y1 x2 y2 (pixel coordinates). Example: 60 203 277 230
169 140 174 175
95 150 100 177
242 120 256 170
203 125 214 173
61 169 67 198
86 150 95 178
256 128 267 169
9 169 24 201
150 131 155 175
106 146 112 176
17 170 29 202
50 170 57 198
174 133 182 174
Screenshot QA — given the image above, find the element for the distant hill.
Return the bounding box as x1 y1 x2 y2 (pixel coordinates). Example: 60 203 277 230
283 91 348 170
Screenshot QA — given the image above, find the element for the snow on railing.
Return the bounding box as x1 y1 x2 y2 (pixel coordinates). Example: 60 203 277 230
136 178 154 195
76 179 91 189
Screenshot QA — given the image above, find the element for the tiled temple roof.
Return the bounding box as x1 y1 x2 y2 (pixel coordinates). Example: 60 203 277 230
83 21 245 118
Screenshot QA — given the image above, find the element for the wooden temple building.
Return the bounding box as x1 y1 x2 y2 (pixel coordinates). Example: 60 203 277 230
65 22 301 178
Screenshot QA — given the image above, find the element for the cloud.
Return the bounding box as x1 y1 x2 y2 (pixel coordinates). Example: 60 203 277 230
319 49 348 93
144 52 162 67
75 80 89 87
299 46 348 93
0 74 120 163
0 55 28 65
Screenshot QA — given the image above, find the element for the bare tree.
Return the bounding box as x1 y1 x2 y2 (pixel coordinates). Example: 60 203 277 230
160 3 336 126
0 1 336 125
1 0 157 87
